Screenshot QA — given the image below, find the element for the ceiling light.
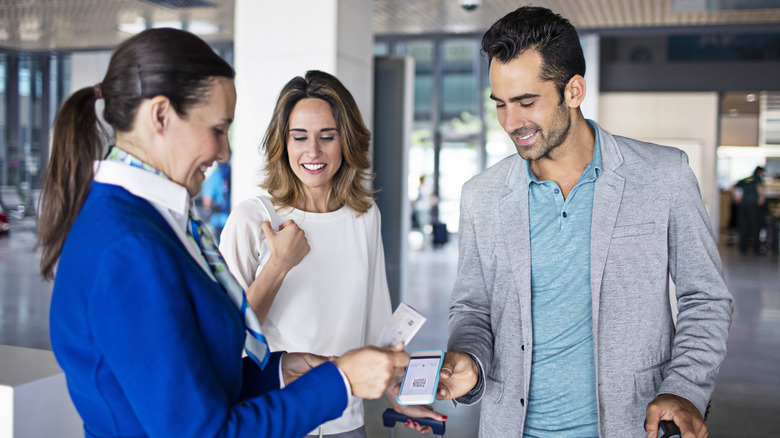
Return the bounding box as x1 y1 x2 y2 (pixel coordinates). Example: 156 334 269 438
118 17 146 35
746 94 756 102
729 108 739 116
154 21 184 30
187 20 220 35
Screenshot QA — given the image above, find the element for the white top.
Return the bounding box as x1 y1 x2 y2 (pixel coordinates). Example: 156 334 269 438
219 194 393 435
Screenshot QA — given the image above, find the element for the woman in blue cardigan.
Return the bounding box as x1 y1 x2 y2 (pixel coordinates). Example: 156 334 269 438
37 28 408 438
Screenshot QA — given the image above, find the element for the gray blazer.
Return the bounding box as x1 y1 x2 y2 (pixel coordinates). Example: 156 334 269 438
448 122 734 437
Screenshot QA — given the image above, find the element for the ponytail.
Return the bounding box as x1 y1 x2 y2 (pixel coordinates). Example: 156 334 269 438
38 27 234 280
38 86 106 280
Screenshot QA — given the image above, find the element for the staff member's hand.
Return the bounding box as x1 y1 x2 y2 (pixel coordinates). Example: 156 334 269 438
335 343 409 399
436 351 479 400
645 393 707 438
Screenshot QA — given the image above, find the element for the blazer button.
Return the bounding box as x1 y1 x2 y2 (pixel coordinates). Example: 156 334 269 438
521 345 525 351
521 398 525 406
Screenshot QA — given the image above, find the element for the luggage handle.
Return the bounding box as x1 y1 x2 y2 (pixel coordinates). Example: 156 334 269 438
382 408 446 436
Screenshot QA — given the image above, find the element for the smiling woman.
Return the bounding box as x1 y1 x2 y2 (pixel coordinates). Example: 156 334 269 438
285 97 344 211
219 70 446 437
113 76 235 197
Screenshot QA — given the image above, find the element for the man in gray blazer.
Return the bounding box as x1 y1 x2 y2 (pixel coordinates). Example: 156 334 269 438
436 6 734 438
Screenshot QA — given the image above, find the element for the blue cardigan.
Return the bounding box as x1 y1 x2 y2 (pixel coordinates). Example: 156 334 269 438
50 182 348 437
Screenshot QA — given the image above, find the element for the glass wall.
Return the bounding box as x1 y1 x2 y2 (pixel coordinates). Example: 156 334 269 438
0 43 227 231
0 51 70 219
377 35 506 234
396 40 436 228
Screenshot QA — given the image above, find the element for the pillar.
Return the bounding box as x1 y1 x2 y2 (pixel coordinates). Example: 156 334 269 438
232 0 375 204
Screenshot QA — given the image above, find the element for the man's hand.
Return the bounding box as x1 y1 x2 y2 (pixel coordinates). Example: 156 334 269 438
645 393 707 438
436 351 479 400
281 352 327 385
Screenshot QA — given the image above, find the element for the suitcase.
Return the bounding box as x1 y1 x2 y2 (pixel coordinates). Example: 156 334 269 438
382 408 446 437
431 222 448 246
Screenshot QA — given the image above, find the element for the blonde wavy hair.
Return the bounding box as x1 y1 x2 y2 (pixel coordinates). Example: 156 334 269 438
261 70 374 214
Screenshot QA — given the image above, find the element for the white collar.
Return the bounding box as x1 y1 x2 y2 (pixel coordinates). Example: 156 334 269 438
93 159 215 280
93 160 191 232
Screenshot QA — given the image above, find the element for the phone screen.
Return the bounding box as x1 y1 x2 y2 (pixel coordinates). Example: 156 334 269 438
398 353 442 404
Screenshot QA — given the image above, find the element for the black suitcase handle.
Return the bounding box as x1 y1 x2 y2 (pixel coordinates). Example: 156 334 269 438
382 408 446 436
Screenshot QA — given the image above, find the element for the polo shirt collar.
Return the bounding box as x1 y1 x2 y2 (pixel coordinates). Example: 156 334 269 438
523 119 603 187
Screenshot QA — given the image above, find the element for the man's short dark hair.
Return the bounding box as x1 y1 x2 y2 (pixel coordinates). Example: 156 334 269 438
482 6 586 101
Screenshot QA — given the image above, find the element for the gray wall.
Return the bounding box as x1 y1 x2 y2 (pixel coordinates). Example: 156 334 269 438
373 56 414 308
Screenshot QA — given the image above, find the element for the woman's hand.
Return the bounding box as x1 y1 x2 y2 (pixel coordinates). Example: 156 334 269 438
281 352 328 385
387 385 447 434
245 220 308 322
334 344 409 399
262 220 309 272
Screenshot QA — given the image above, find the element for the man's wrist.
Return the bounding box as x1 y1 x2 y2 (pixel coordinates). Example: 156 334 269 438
464 352 484 398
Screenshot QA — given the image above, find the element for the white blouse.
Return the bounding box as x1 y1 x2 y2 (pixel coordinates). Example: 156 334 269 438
219 194 392 435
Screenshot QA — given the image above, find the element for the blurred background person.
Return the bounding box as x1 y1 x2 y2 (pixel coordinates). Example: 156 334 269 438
733 165 766 254
199 161 232 243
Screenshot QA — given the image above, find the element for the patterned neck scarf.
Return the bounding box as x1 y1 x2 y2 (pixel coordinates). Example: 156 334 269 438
106 147 270 368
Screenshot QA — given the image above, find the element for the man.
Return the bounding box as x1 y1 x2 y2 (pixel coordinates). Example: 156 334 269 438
436 7 734 438
733 166 766 254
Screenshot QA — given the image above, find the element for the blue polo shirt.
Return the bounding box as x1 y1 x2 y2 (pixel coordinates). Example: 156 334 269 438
523 121 601 437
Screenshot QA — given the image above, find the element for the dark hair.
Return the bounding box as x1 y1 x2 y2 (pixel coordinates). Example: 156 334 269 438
754 166 765 176
482 6 585 101
261 70 374 215
38 28 235 280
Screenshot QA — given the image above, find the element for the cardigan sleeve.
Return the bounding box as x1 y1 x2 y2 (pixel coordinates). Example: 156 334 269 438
447 181 494 405
660 149 734 415
87 232 348 437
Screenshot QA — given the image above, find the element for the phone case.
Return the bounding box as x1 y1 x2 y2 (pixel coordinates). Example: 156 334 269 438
397 350 444 405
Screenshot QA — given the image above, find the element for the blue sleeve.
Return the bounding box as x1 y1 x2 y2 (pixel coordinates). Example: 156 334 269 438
238 353 281 402
87 233 348 437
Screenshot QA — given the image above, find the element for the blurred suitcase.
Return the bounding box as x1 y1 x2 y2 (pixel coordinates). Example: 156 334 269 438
431 222 448 245
382 408 445 437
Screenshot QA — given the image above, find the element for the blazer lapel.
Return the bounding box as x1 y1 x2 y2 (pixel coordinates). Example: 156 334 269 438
590 125 625 356
499 158 532 326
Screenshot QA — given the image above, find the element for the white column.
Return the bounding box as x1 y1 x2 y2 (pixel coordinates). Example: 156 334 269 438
232 0 374 205
70 51 112 92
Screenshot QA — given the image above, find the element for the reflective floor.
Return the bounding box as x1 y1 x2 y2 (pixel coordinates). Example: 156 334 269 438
2 226 778 437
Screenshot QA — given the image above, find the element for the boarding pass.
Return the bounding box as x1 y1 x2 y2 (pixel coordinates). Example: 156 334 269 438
377 303 426 348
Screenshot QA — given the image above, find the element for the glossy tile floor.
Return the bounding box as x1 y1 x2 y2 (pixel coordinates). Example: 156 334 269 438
2 224 778 437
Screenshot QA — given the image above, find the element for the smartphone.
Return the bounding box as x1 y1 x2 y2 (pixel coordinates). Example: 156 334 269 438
397 350 444 405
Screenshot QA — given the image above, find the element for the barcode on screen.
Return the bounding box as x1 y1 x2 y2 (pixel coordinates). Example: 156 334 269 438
412 377 427 388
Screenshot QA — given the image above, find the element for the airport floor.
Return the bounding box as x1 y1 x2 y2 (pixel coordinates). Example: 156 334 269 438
1 224 778 437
